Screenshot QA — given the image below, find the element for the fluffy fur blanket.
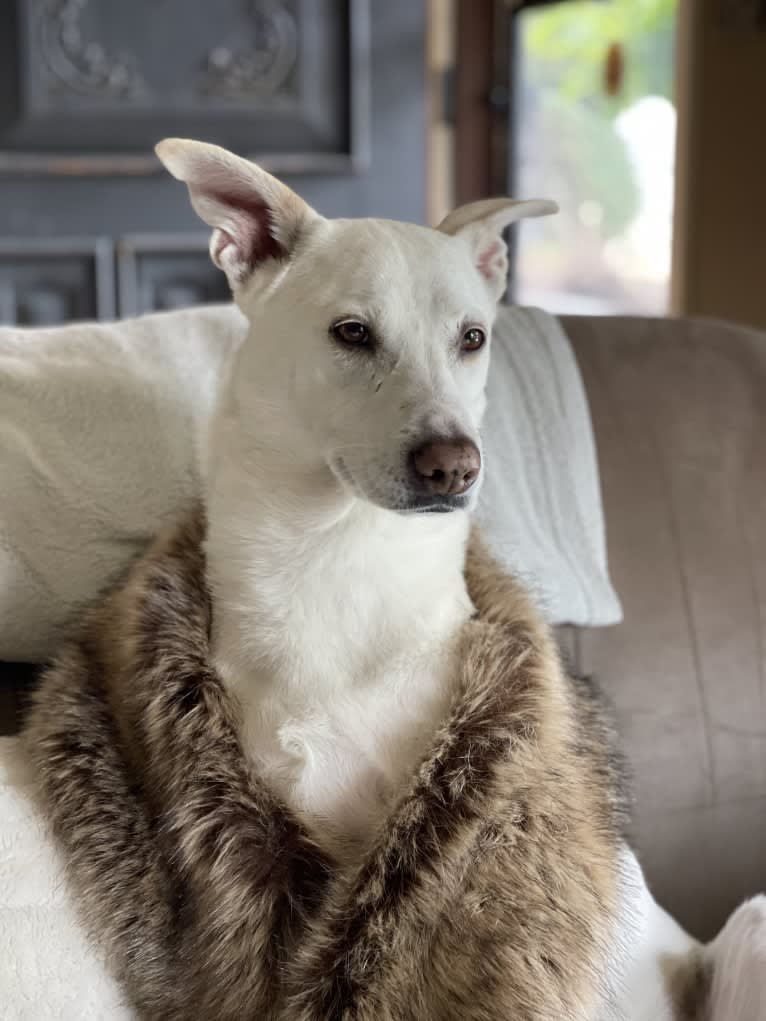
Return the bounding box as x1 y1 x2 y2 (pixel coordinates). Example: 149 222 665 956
23 508 629 1021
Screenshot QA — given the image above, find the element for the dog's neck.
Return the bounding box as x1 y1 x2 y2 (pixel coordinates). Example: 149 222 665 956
204 404 474 698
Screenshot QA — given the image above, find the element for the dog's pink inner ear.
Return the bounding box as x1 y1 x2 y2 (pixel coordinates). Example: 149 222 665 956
476 236 508 288
206 189 286 275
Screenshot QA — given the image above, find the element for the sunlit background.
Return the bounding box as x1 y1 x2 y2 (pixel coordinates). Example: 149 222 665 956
513 0 677 314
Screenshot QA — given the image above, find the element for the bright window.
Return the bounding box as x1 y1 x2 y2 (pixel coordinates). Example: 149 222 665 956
513 0 677 314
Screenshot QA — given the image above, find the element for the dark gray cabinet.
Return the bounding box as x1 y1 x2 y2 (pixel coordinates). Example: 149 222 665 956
0 0 426 324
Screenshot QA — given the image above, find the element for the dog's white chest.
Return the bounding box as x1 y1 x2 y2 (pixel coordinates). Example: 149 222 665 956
207 486 474 853
230 638 462 852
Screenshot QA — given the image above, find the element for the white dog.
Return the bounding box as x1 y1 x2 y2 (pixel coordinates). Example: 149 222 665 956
156 138 766 1021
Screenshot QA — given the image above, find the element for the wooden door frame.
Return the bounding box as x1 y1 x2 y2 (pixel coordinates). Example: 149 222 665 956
455 1 556 206
454 0 520 296
455 0 495 204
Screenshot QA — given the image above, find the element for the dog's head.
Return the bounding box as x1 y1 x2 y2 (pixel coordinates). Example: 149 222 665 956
156 139 556 514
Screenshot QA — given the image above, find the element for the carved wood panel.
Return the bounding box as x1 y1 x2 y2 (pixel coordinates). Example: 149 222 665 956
0 0 370 174
117 234 228 316
0 237 114 323
0 1 426 327
0 234 225 325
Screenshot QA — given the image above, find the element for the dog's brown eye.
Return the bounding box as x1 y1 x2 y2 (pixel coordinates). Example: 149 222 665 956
331 320 371 347
462 327 486 353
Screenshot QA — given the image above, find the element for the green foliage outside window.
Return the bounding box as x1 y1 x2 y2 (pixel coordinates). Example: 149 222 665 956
519 0 676 240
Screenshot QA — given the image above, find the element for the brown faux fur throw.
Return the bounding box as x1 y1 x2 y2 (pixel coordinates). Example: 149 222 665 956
24 507 629 1021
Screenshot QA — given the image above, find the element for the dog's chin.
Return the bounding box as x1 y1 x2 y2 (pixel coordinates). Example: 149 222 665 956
366 493 472 516
396 494 472 515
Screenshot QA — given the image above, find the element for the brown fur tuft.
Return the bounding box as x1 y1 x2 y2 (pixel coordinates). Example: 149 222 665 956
24 509 629 1020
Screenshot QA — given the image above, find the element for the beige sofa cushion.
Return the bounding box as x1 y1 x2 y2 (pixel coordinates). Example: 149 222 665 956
564 315 766 939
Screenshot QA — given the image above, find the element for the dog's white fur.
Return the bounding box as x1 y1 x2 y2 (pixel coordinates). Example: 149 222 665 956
157 138 766 1020
157 137 556 848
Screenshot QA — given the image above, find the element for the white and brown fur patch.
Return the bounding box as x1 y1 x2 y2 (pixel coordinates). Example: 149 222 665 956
24 507 631 1020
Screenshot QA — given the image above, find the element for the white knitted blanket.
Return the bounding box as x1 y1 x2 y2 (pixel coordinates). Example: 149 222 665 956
479 306 622 627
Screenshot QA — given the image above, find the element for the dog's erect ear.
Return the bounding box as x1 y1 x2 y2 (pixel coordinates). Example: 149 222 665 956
155 138 318 289
437 197 557 299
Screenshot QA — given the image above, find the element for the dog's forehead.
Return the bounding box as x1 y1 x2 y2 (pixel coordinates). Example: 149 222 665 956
302 217 488 318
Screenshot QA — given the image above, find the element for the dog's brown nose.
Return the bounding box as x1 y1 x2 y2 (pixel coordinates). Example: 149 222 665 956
412 438 481 496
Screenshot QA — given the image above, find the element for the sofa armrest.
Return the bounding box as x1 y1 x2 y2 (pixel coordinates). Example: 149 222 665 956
564 314 766 939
